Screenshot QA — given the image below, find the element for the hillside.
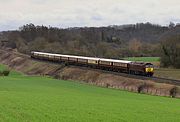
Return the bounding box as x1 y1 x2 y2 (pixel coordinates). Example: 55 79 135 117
0 48 180 98
0 64 180 122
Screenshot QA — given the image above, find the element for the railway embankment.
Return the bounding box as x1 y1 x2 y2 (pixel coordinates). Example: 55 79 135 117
0 48 180 98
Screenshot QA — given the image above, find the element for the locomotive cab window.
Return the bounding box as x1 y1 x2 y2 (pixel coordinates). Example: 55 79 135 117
145 63 154 68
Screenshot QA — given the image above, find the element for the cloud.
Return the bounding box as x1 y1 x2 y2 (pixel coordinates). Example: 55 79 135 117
0 0 180 31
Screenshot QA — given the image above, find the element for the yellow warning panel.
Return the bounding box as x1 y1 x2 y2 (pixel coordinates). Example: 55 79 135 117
146 68 154 72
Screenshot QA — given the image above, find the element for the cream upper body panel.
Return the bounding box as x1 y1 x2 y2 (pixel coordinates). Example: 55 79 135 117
32 51 132 65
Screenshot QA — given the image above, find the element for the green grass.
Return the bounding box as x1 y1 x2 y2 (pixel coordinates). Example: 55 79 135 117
0 65 180 122
0 64 7 71
124 57 160 62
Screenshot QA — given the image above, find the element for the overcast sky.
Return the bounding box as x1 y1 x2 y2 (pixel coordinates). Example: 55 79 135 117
0 0 180 31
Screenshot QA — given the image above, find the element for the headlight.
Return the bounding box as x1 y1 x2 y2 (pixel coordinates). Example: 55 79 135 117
145 68 154 72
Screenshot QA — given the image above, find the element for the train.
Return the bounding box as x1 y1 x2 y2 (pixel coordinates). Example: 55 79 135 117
31 51 154 77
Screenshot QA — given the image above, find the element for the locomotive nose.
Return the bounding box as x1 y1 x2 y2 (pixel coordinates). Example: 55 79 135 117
145 63 154 77
145 67 154 72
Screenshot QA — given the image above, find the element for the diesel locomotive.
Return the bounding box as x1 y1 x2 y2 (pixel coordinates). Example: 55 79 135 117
31 51 154 77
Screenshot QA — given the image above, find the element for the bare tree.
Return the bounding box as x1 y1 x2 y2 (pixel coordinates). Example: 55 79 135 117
160 35 180 68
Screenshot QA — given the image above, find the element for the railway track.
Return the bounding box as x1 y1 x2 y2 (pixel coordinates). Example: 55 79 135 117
71 65 180 86
150 77 180 86
31 58 180 86
2 48 179 86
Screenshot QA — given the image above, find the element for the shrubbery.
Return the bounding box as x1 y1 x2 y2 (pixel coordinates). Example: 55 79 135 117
0 70 10 76
160 35 180 68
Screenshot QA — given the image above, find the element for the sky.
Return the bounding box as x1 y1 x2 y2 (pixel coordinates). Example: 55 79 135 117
0 0 180 31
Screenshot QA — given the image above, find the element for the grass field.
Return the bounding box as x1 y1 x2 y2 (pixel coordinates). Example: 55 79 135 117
0 64 7 71
124 57 160 62
154 68 180 80
0 65 180 122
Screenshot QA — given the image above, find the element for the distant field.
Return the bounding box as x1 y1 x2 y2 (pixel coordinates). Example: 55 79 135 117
124 57 160 62
155 68 180 80
0 64 180 122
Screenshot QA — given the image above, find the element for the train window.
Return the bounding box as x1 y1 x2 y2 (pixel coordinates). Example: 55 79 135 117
146 64 154 68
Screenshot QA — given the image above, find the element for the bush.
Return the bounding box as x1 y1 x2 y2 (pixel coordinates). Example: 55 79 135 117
0 70 10 76
170 87 177 98
137 83 146 93
0 72 3 76
3 70 10 76
160 35 180 68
